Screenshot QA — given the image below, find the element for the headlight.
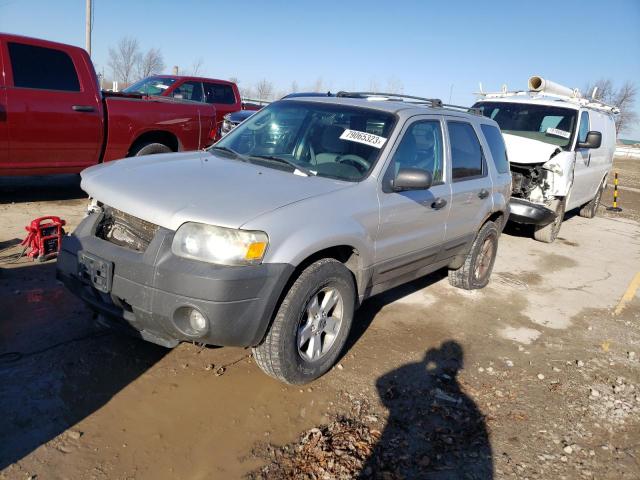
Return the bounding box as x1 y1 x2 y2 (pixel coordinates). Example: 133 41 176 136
171 223 268 266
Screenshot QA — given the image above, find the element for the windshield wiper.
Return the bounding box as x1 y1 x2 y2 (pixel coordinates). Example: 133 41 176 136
209 146 251 162
249 155 315 176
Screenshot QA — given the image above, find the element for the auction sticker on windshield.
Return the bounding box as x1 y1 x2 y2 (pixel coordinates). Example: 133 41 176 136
546 127 571 139
340 129 387 149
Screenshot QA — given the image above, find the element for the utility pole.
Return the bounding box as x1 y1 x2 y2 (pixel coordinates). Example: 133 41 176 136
85 0 92 56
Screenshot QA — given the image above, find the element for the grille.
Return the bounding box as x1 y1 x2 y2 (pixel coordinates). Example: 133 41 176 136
95 207 159 252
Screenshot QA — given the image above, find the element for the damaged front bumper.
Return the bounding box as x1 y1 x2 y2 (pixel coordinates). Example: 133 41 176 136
56 212 293 348
508 198 557 226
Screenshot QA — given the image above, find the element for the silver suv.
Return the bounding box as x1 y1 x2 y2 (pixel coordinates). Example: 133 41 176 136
57 92 511 384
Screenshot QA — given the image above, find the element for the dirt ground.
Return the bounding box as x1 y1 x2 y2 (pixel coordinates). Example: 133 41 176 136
1 159 639 479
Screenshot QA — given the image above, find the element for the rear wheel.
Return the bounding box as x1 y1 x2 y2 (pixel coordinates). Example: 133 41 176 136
130 142 172 157
533 198 565 243
579 180 605 219
252 258 355 384
448 221 499 290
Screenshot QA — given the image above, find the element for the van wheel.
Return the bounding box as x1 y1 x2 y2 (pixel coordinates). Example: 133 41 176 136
533 198 565 243
252 258 355 384
579 180 605 219
130 142 172 157
448 221 499 290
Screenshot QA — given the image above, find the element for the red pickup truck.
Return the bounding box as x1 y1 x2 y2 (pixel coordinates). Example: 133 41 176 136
0 33 217 176
123 75 258 136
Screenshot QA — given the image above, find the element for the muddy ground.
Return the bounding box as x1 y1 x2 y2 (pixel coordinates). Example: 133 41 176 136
1 158 639 479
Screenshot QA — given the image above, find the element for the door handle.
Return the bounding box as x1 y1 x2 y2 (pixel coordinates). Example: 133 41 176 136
478 189 490 199
72 105 95 112
431 197 447 210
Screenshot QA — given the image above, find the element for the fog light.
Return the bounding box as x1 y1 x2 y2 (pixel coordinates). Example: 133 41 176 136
189 309 207 332
173 306 209 337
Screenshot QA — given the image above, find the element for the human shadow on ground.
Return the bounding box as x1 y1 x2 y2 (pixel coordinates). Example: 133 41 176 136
360 341 493 479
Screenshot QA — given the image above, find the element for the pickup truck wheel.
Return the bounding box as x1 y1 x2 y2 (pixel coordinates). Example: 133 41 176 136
252 258 355 384
533 198 565 243
130 142 172 157
578 180 605 219
448 221 499 290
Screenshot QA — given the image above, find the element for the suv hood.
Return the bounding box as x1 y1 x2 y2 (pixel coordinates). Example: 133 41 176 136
81 151 352 231
503 133 562 165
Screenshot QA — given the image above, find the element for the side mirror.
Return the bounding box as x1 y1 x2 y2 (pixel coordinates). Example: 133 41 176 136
392 168 433 192
577 131 602 149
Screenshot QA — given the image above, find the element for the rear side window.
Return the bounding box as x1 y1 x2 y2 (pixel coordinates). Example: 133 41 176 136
480 124 509 174
448 122 484 180
578 111 590 143
8 42 80 91
203 83 236 105
172 81 203 102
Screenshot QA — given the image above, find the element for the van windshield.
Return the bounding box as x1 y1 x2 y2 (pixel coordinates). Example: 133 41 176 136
474 102 577 149
213 101 395 181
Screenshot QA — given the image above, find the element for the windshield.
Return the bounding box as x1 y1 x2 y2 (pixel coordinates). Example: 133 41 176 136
213 101 395 181
474 102 578 149
123 76 176 95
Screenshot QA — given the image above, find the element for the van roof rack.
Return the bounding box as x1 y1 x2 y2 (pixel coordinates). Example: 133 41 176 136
335 91 482 116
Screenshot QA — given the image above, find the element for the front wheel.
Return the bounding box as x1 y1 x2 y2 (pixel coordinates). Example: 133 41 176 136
579 180 605 219
448 221 499 290
252 258 355 384
533 198 565 243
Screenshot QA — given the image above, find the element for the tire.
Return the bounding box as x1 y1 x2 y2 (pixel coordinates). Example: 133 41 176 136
129 142 172 157
448 221 499 290
252 258 355 384
579 180 605 219
533 198 565 243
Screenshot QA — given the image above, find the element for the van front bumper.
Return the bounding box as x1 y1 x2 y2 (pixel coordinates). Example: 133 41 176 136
56 213 293 348
508 198 557 226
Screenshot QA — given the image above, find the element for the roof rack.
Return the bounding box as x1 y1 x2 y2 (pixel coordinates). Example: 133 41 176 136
336 91 482 116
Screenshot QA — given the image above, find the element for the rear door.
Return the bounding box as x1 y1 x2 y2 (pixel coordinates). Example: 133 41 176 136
374 116 451 285
203 81 239 133
3 40 102 173
444 119 494 251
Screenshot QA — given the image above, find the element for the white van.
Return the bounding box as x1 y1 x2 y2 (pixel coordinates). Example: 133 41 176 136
473 76 618 242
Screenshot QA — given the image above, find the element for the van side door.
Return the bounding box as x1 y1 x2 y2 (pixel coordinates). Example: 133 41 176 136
3 39 102 174
373 116 451 287
443 119 494 254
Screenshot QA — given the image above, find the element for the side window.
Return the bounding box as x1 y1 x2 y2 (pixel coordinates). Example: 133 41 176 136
8 42 80 91
172 81 203 102
389 120 444 184
578 111 590 143
203 83 236 105
448 121 484 181
480 124 509 174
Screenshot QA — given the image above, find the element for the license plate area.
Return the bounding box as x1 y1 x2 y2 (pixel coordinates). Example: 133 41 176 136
78 251 113 293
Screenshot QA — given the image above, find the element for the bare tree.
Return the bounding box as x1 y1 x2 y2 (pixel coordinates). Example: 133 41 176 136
290 80 299 93
228 76 240 85
137 48 165 79
312 77 325 93
255 79 274 100
585 79 639 134
386 77 404 94
187 58 205 76
108 37 141 85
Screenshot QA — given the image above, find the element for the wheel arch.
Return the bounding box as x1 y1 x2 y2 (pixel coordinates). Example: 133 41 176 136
127 130 180 156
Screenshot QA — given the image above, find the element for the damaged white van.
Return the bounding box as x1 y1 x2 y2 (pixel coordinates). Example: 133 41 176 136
474 76 618 242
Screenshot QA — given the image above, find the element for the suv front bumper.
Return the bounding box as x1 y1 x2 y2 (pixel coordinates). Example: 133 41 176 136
56 213 293 348
508 198 557 226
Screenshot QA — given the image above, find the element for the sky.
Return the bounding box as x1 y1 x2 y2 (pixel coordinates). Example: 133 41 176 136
1 0 640 138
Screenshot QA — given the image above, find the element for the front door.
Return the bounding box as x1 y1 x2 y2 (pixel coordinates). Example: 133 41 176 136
3 40 102 173
572 110 597 206
444 119 494 251
374 117 451 285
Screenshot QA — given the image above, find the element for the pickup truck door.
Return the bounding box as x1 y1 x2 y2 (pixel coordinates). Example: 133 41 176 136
203 81 241 135
373 116 451 286
0 45 7 166
444 119 494 251
3 40 102 173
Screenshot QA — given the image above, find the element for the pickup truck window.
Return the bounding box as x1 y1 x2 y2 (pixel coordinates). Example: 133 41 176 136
8 42 80 92
204 82 236 105
448 122 484 181
215 101 395 181
475 101 577 149
173 81 203 102
123 76 176 95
